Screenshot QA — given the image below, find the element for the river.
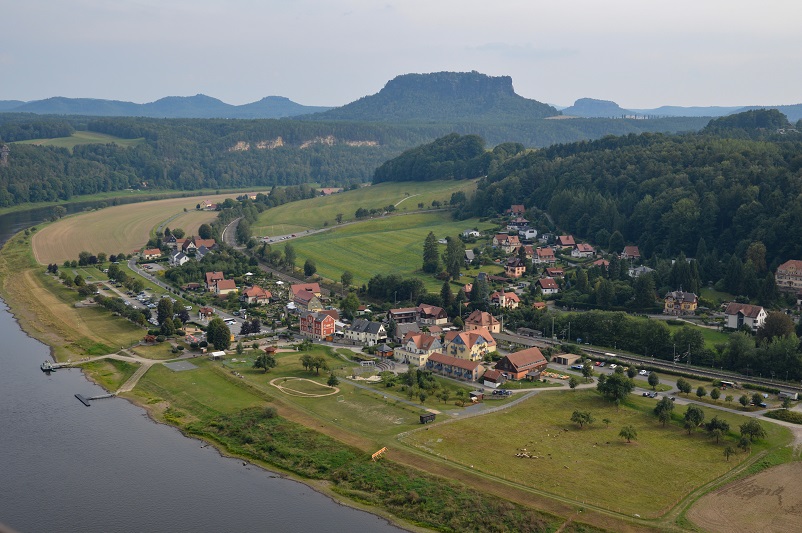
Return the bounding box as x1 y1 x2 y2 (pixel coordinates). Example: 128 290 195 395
0 207 404 533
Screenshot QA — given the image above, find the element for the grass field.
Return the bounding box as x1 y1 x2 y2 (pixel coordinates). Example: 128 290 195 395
399 389 792 517
253 180 480 234
16 130 146 151
30 193 253 264
0 233 143 361
666 322 731 350
288 211 497 290
78 358 140 391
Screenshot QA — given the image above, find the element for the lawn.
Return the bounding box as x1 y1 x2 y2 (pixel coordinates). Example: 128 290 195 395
78 358 140 391
399 389 792 517
288 211 498 290
31 192 266 264
252 179 480 234
666 322 731 350
132 343 182 360
16 130 146 151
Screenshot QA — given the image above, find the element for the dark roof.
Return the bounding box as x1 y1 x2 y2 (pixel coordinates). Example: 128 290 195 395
349 318 384 335
724 302 764 318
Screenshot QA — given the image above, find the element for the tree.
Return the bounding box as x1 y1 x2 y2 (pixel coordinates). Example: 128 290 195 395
596 278 615 308
725 395 734 404
696 386 707 400
206 318 231 350
654 397 675 427
608 231 625 253
73 274 85 287
312 355 328 375
443 238 465 279
676 378 692 395
633 274 657 309
581 360 594 381
751 392 763 406
198 223 213 240
440 281 454 309
619 425 637 443
419 391 427 405
683 405 705 434
739 419 766 442
706 416 730 444
304 259 317 277
724 445 736 461
157 297 173 325
300 354 314 372
236 341 244 355
327 373 339 387
341 292 360 320
341 270 353 293
596 372 634 406
627 366 637 379
710 387 721 402
570 410 594 429
648 372 659 390
739 394 749 407
253 352 277 373
568 376 579 390
284 244 296 272
440 389 450 404
422 231 440 273
757 311 795 343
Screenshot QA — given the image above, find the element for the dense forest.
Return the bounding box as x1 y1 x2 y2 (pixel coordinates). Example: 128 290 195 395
457 110 802 269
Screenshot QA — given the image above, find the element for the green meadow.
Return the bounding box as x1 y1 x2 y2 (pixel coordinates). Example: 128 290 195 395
253 179 480 234
287 211 498 290
17 130 146 151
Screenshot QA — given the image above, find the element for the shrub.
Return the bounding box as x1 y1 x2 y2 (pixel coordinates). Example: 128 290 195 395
764 409 802 424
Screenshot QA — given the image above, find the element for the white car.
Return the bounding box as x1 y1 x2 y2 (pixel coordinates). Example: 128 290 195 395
639 370 648 376
609 364 617 369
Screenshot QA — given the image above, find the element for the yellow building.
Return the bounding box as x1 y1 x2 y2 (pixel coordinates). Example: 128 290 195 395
663 291 698 315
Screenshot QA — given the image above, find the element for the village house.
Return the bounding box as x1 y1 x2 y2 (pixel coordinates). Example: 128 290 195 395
388 307 418 324
628 265 654 278
299 310 336 340
492 233 521 254
443 328 496 362
318 187 343 196
169 250 189 267
344 318 387 346
490 291 520 309
164 234 177 248
571 243 595 259
519 228 538 241
532 301 547 310
393 322 421 343
291 282 322 298
464 310 501 333
417 304 449 325
241 285 272 305
481 368 506 388
195 245 211 262
537 277 559 295
506 217 530 231
505 257 527 278
142 248 162 260
621 245 641 260
198 306 215 320
508 204 526 216
462 229 481 238
464 249 475 265
557 235 576 249
396 332 442 366
214 279 237 296
495 347 548 380
533 246 556 264
201 200 217 210
663 291 698 315
426 352 484 382
776 260 802 293
544 267 565 278
724 303 767 332
205 271 225 291
593 259 610 270
293 290 324 312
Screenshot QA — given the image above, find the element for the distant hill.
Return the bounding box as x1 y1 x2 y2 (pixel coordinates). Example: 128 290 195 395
3 95 331 119
736 104 802 123
628 105 740 118
308 71 559 122
561 98 633 118
702 108 796 139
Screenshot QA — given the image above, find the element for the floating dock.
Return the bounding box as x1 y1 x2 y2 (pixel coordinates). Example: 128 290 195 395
74 393 115 406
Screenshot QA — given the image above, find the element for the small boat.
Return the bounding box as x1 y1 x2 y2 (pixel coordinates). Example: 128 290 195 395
41 360 56 372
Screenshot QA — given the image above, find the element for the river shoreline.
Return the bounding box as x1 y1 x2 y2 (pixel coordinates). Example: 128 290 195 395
0 231 417 533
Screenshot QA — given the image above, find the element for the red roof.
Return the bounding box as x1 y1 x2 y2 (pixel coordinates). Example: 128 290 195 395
558 235 576 247
778 260 802 273
291 283 321 297
428 352 482 372
205 271 224 285
465 310 499 328
536 247 555 258
575 243 594 253
623 245 640 258
724 302 764 318
497 347 547 372
538 277 558 290
215 279 237 291
243 286 271 299
143 248 161 256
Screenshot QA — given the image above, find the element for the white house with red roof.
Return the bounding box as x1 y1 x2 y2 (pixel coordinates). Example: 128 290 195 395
464 310 500 333
537 277 559 294
724 303 767 332
241 285 272 305
557 235 576 249
621 245 641 260
533 246 556 264
571 243 596 258
493 234 521 254
776 260 802 293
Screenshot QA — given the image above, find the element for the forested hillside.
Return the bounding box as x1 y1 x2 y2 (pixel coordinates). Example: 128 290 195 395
460 110 802 268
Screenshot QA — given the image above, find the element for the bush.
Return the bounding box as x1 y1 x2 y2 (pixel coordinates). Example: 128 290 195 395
764 409 802 424
742 383 781 394
156 335 166 343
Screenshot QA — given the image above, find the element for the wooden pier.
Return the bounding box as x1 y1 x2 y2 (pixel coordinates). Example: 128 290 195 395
74 393 116 406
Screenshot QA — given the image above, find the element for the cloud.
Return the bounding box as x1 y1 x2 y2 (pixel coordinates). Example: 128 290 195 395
472 43 578 61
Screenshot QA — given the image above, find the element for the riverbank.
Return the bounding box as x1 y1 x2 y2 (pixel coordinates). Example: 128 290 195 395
0 228 615 533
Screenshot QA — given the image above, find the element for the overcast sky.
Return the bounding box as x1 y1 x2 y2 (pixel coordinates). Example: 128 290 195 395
3 0 801 108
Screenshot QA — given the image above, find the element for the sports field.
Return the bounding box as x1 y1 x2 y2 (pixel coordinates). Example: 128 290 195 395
288 211 496 289
252 180 479 235
30 193 253 264
17 130 146 151
399 389 791 517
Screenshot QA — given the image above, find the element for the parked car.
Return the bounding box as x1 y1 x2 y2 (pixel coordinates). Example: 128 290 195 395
609 364 617 369
639 370 648 376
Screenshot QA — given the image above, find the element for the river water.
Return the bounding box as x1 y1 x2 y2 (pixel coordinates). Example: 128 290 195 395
0 207 404 533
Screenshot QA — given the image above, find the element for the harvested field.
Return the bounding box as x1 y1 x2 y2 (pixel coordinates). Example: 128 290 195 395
31 193 257 264
687 462 802 533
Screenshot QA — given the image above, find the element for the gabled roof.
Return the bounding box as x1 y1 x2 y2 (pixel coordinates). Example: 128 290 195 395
143 248 161 256
497 347 547 372
778 260 802 272
465 310 499 328
482 369 504 382
665 291 697 303
445 327 495 349
205 271 224 285
623 245 640 257
291 283 321 297
428 352 482 371
724 302 764 318
403 332 440 351
294 290 319 305
558 235 576 247
593 259 610 268
575 243 594 253
536 247 555 257
417 304 447 319
349 318 385 335
215 279 236 291
243 285 271 299
538 277 558 290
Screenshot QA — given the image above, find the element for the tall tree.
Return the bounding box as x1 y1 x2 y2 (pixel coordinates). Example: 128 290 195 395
757 311 795 343
443 238 465 280
440 281 454 309
341 271 353 294
422 231 440 273
198 223 213 240
284 243 296 272
206 318 231 351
